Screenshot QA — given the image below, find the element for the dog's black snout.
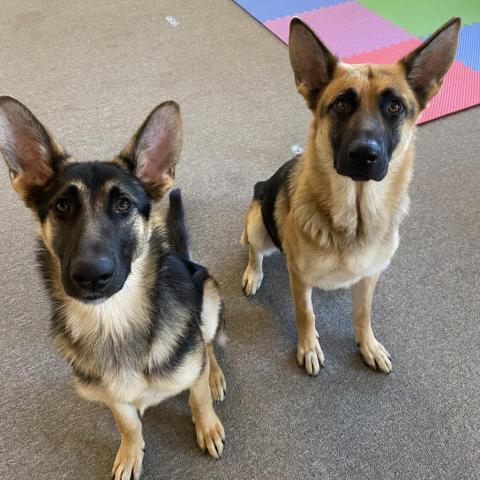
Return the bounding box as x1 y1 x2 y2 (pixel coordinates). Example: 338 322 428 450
70 256 114 292
348 140 381 166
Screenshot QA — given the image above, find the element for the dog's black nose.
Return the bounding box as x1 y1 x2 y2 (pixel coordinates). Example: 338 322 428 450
348 140 381 166
70 257 114 292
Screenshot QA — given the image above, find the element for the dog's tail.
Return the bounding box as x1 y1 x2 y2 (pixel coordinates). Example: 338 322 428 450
166 188 190 259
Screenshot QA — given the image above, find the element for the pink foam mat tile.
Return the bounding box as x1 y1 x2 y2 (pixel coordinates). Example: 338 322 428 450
264 1 415 57
417 61 480 124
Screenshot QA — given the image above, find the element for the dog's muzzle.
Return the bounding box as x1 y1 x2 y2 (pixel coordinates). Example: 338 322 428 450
68 255 115 301
336 137 388 182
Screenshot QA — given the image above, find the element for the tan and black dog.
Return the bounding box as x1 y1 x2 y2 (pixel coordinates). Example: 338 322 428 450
0 98 226 479
242 18 460 376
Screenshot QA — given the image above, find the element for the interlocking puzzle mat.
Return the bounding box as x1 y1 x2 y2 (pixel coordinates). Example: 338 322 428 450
234 0 480 124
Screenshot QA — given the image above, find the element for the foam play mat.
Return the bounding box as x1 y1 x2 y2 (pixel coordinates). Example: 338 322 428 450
234 0 480 124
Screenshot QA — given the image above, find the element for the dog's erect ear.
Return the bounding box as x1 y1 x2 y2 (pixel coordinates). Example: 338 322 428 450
120 101 182 199
289 17 338 110
400 18 460 109
0 96 67 199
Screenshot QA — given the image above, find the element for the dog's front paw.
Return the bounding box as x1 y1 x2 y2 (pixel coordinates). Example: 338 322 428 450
194 412 225 459
358 338 392 373
297 336 325 376
112 437 144 480
242 266 263 296
209 365 226 402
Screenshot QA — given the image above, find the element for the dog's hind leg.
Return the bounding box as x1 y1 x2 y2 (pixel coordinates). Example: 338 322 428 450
241 200 275 296
199 277 227 401
109 402 145 480
189 353 225 459
352 273 392 374
207 343 226 402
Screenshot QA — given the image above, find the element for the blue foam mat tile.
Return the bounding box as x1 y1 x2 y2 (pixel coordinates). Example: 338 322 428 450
234 0 348 23
457 23 480 72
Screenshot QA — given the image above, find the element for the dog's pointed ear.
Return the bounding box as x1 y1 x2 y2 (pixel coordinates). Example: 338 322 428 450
399 18 461 109
119 101 182 199
289 17 338 110
0 96 67 199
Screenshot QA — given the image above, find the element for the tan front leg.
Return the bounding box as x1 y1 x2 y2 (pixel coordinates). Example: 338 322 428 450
109 402 145 480
352 273 392 373
189 354 225 459
288 267 325 376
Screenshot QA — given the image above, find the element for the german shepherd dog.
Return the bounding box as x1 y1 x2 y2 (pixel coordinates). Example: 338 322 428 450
0 98 226 479
242 18 460 376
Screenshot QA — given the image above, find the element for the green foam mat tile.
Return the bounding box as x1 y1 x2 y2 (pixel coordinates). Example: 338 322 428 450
358 0 480 36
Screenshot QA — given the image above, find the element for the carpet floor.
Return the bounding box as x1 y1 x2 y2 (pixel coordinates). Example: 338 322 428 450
0 1 479 479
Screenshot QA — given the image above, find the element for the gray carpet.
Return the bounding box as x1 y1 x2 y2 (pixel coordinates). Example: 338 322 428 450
0 1 479 479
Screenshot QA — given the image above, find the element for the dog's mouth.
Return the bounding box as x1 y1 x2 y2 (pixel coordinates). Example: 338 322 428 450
77 293 109 304
61 284 117 303
334 165 371 182
345 173 370 182
78 294 108 303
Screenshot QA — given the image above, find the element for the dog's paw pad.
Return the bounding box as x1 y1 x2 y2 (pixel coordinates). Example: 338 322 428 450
209 368 226 402
358 339 392 374
297 338 325 376
242 267 263 296
111 440 144 480
194 414 225 459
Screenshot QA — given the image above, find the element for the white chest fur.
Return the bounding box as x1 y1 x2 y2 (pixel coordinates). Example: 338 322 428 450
76 357 202 414
296 229 399 290
291 177 406 290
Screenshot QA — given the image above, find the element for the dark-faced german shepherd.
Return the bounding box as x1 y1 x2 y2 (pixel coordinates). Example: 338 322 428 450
242 18 460 376
0 98 226 479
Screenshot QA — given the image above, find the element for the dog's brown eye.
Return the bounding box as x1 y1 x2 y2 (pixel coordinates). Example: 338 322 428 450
54 198 70 215
334 100 351 113
115 197 131 212
387 101 402 114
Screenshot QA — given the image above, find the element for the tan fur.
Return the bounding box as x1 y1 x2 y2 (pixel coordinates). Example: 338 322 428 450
242 62 418 375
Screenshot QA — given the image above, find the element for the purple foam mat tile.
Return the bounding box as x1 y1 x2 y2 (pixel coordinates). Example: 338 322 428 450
343 38 423 64
234 0 348 23
264 1 416 57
